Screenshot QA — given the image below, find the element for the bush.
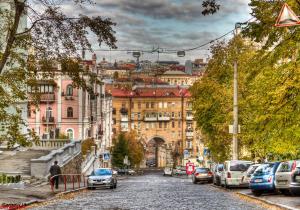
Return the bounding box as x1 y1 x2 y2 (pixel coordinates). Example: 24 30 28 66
81 138 97 156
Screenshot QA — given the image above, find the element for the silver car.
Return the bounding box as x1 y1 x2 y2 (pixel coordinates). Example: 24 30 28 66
87 168 117 189
275 160 300 195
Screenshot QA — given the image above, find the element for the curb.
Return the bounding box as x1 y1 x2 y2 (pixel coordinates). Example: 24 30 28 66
236 192 298 210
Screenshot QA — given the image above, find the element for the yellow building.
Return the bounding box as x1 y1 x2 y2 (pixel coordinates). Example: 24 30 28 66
159 70 200 86
109 86 202 167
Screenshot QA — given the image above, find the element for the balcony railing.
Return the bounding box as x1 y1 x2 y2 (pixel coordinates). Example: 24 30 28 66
42 116 55 124
144 114 157 121
157 116 170 121
29 93 55 103
186 132 194 138
186 115 194 121
120 115 129 122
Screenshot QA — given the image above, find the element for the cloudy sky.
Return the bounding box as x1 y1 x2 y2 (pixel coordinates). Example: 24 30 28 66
64 0 251 63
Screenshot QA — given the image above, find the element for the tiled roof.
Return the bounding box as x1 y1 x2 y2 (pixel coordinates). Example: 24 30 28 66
109 87 191 98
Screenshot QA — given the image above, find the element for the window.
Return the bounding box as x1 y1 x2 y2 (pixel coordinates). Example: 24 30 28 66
159 122 162 128
131 113 135 120
171 112 175 118
146 102 150 108
146 123 149 129
178 112 181 118
178 121 181 128
66 84 73 96
27 103 31 118
172 121 175 128
151 102 155 108
138 102 141 109
137 112 141 120
46 107 52 119
49 85 53 93
66 129 74 140
164 102 167 108
67 107 73 118
159 102 162 108
164 122 167 128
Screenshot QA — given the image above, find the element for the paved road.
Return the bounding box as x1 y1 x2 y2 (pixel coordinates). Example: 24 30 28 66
31 174 265 210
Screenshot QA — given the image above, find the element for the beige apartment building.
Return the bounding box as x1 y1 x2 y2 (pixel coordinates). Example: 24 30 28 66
109 86 202 167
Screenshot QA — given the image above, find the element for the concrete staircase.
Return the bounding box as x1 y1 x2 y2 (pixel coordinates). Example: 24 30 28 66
0 149 49 176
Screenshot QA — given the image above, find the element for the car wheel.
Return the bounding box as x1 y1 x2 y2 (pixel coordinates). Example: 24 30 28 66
252 190 262 197
279 189 291 196
225 180 230 189
192 177 197 184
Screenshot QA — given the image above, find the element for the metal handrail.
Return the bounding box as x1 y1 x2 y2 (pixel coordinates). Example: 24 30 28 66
49 174 88 192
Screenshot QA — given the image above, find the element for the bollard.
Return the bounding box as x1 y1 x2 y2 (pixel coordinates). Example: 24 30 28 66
64 175 67 191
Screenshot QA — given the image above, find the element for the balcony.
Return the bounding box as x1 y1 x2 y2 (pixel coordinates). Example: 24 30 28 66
120 107 128 114
120 115 129 122
157 114 170 121
121 126 129 132
186 132 194 139
186 115 194 121
144 113 157 122
42 116 55 124
65 95 74 100
29 93 55 103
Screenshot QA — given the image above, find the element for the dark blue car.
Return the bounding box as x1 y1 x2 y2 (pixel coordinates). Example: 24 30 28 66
249 162 281 196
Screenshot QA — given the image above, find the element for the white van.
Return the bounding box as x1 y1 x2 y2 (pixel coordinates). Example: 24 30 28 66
220 160 253 188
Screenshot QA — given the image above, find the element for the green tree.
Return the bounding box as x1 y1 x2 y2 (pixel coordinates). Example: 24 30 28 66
111 133 129 168
0 0 116 147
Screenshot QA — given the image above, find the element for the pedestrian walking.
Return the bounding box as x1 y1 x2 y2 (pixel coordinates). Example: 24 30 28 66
49 160 62 189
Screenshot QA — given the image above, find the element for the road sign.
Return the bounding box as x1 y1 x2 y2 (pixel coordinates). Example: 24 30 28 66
275 3 300 27
186 162 195 175
103 153 110 161
183 150 189 159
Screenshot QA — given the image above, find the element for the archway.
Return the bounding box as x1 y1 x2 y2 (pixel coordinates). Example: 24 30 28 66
146 137 165 168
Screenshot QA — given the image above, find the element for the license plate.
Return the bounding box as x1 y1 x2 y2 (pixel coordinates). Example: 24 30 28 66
278 180 287 184
255 179 263 183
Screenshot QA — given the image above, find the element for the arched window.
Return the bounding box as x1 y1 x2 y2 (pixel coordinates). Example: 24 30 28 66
67 107 73 118
66 84 73 96
66 129 74 140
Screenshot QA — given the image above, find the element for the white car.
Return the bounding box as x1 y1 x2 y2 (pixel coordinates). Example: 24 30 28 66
275 160 300 195
220 160 253 188
241 164 261 187
163 167 173 176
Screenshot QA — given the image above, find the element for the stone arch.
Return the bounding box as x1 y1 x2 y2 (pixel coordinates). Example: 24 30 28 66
145 136 166 168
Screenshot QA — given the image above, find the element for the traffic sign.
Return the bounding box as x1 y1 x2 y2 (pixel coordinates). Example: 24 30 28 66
275 3 300 27
186 162 195 175
103 153 110 161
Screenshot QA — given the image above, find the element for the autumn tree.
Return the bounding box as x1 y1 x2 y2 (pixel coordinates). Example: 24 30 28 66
0 0 116 147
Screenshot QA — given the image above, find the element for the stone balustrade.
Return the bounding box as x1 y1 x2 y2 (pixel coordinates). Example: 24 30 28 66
32 139 71 150
81 146 99 175
30 140 81 178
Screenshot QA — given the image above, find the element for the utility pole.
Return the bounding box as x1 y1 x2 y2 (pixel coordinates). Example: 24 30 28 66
232 23 241 160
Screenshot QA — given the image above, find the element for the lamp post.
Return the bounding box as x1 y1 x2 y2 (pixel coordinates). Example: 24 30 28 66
232 23 241 160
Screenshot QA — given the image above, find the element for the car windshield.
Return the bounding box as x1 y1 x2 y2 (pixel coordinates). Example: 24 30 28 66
253 163 274 176
247 165 259 175
196 168 209 173
277 162 292 172
230 161 251 171
94 169 112 176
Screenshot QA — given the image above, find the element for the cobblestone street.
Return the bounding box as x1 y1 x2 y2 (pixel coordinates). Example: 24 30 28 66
31 173 265 210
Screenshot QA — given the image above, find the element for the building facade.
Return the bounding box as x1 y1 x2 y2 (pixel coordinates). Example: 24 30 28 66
109 86 203 167
159 70 200 87
27 57 113 166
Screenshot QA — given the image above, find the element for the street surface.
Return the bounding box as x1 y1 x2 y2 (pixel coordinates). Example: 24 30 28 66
31 172 265 210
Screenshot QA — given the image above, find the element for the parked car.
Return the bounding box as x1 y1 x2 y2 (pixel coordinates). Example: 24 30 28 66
212 164 224 186
241 164 261 187
87 168 117 189
117 168 135 175
290 163 300 195
220 160 253 188
173 166 187 176
163 167 173 176
192 167 213 184
249 162 280 196
128 169 136 175
275 160 300 195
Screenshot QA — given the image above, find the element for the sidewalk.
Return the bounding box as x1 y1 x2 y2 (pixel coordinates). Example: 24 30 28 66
237 189 300 210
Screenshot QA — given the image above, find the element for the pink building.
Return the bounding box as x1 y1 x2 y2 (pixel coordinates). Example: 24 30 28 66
27 56 113 149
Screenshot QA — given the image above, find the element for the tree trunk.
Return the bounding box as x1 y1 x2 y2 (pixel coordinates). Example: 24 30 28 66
0 0 25 74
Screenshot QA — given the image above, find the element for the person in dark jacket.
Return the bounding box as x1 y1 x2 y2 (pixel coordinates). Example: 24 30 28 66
49 161 61 189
